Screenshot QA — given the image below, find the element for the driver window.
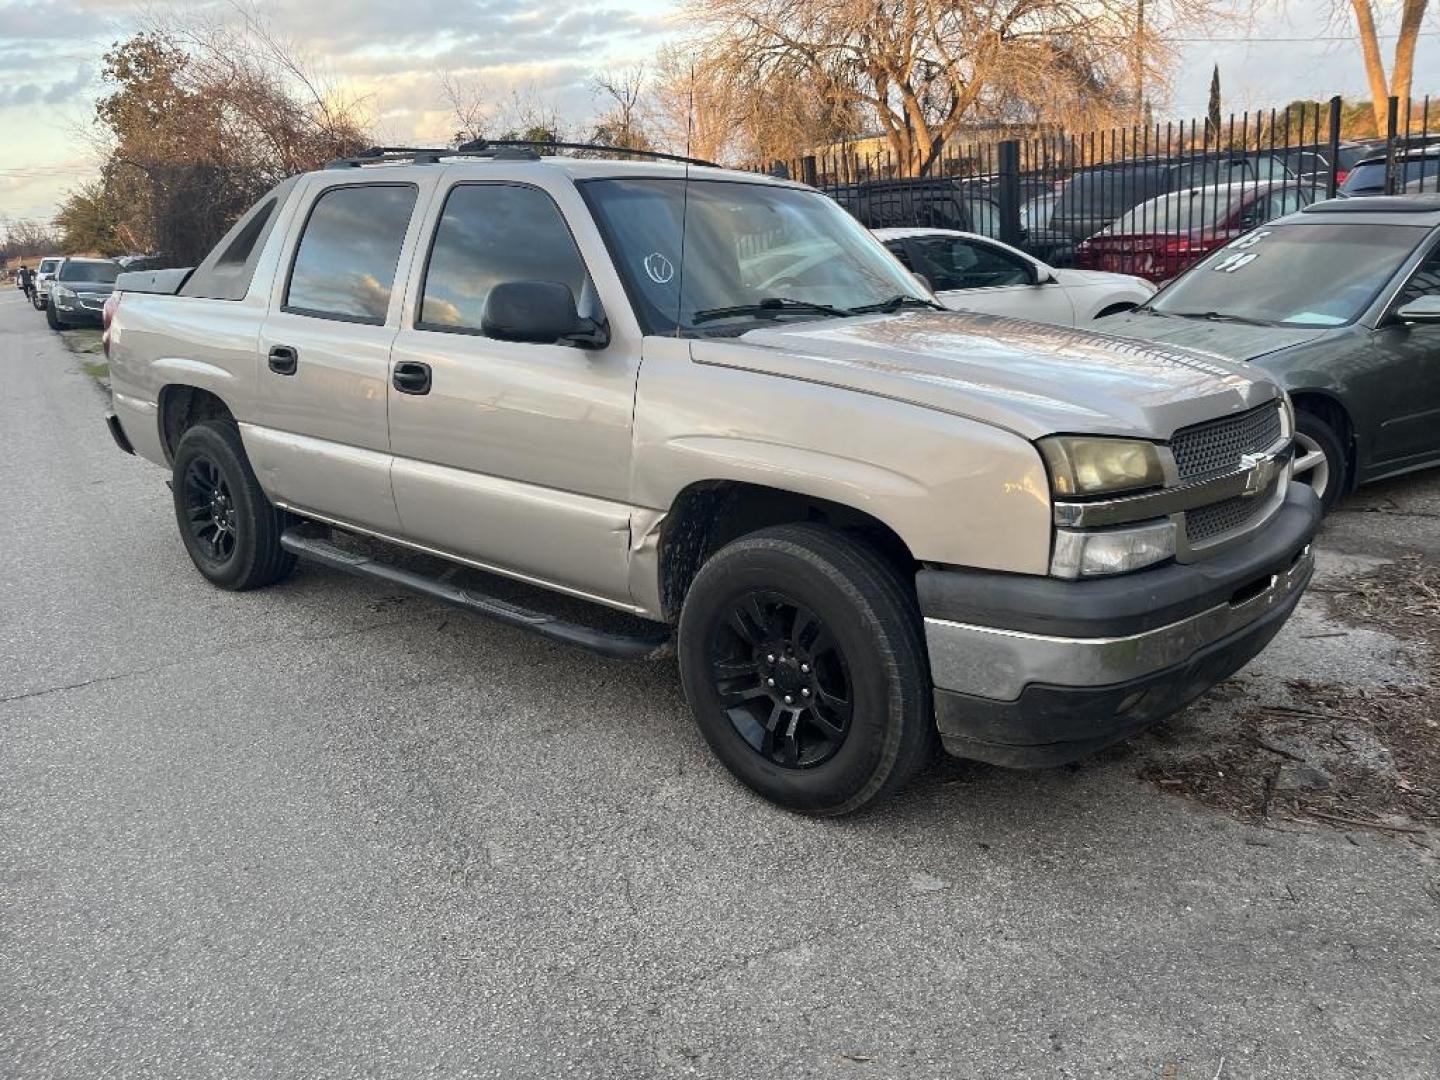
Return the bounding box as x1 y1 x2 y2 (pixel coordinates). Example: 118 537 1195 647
418 183 596 336
911 237 1031 291
1395 246 1440 307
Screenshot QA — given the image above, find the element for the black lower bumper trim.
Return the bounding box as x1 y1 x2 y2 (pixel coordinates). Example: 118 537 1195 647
105 411 135 455
918 484 1321 638
934 559 1309 768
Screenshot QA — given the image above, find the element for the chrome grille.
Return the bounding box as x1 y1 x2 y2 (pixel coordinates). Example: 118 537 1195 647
1170 404 1283 483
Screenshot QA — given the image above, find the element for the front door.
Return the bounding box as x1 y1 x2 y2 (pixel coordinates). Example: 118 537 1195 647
252 180 422 533
1362 242 1440 468
902 235 1074 324
385 181 640 607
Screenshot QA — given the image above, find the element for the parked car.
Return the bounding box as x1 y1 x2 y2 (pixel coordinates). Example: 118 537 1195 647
826 177 1001 236
1099 194 1440 511
874 227 1154 324
1339 145 1440 196
31 256 61 310
1042 153 1293 242
105 149 1319 813
46 257 121 330
1074 181 1311 282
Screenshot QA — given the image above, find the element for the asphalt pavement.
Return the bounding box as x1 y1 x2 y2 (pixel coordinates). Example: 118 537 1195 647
2 288 1438 1079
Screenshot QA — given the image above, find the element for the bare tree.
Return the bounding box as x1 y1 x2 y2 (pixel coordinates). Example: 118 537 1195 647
591 66 651 149
1337 0 1430 134
438 70 492 145
683 0 1220 172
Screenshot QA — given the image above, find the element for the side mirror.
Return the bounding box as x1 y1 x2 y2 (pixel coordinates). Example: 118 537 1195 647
1395 295 1440 325
481 281 609 348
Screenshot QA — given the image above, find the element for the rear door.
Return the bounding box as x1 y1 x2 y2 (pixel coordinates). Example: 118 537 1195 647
251 180 425 532
384 180 641 607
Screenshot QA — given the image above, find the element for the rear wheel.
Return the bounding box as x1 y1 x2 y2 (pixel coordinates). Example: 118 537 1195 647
171 420 295 590
1292 410 1348 514
677 524 934 815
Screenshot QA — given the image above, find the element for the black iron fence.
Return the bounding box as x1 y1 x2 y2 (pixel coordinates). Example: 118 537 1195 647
766 94 1437 281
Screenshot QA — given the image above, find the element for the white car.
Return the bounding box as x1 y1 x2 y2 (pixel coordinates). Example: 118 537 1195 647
874 227 1154 325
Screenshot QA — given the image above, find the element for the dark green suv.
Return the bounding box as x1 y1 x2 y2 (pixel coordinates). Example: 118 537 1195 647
1099 195 1440 511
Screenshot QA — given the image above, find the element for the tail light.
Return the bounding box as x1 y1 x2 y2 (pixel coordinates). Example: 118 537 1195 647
101 292 121 357
1159 237 1192 254
1336 169 1349 186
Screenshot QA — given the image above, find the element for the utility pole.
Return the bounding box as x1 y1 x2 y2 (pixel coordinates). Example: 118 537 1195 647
1134 0 1146 126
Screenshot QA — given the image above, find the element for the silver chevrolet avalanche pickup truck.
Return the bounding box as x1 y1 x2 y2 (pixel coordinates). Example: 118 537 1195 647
103 146 1321 814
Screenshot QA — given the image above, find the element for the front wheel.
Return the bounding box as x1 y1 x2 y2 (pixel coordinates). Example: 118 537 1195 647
1292 410 1348 514
45 303 62 330
677 524 934 815
171 420 296 590
31 291 45 310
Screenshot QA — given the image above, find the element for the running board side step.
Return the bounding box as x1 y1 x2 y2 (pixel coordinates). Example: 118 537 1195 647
280 528 671 661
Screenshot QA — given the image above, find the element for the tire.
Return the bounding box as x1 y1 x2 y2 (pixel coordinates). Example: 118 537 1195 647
1293 409 1348 514
171 420 296 590
45 303 63 330
677 524 934 815
31 291 44 310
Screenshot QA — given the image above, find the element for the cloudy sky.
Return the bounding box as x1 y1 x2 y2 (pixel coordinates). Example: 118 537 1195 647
1 0 1436 229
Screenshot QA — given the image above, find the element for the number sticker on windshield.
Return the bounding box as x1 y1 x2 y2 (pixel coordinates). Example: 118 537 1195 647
1212 252 1259 273
1230 230 1270 250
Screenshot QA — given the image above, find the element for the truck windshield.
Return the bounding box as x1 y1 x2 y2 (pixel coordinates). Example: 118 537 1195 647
1149 222 1426 327
580 178 929 336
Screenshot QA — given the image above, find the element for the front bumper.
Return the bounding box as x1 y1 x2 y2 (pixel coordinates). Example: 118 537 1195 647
921 484 1321 767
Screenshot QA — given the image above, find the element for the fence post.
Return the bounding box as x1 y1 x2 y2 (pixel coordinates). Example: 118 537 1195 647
801 155 818 187
1385 95 1399 194
997 139 1022 247
1326 95 1342 199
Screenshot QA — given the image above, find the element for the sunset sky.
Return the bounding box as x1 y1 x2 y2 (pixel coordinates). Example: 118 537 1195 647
2 0 1437 231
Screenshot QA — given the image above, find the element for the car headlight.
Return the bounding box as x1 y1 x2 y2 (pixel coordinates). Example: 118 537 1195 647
53 285 76 306
1051 520 1176 578
1038 435 1165 497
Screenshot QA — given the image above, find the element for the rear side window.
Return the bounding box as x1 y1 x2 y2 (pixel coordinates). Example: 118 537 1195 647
417 184 592 335
285 184 417 323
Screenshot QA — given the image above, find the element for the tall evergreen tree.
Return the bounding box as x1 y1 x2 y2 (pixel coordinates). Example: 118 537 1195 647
1207 65 1222 139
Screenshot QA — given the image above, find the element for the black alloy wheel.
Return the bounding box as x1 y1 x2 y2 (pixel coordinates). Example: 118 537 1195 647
710 590 854 768
183 455 239 566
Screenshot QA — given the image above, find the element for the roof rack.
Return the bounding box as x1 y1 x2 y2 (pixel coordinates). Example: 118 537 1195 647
324 140 720 170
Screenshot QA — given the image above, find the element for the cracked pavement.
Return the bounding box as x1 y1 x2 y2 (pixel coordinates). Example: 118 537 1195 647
2 291 1438 1079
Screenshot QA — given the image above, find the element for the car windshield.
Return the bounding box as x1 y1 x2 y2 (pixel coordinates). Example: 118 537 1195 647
1106 189 1234 235
1149 222 1426 326
59 261 119 283
1342 157 1440 193
38 260 59 273
580 178 928 336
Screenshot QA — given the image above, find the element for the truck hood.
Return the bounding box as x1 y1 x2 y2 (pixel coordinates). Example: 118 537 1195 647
1095 310 1332 361
693 311 1277 441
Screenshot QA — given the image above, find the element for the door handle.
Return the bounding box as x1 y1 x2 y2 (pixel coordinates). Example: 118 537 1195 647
268 346 298 376
392 361 432 395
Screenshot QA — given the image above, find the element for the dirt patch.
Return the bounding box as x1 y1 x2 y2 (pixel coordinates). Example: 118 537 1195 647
1140 555 1440 838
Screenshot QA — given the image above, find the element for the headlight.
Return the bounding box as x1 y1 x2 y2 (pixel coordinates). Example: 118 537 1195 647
53 286 76 306
1051 520 1176 578
1038 436 1165 497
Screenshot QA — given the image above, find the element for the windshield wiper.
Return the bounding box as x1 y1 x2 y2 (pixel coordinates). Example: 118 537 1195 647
692 297 849 324
846 294 947 314
1160 309 1275 327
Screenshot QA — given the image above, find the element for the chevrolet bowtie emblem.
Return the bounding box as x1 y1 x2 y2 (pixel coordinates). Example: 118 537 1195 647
1239 452 1276 497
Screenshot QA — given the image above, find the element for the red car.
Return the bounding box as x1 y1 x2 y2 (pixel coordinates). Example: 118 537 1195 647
1074 181 1311 282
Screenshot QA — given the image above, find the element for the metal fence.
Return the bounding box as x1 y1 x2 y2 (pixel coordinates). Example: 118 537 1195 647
766 95 1437 281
